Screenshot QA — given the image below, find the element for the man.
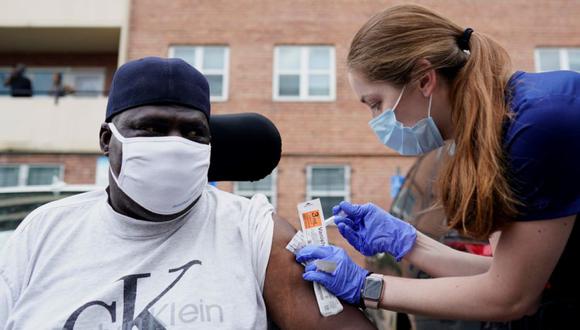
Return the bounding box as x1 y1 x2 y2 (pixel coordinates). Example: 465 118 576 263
3 64 32 97
0 57 374 329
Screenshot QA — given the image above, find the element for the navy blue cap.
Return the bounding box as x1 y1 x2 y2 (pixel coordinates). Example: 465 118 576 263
105 57 210 122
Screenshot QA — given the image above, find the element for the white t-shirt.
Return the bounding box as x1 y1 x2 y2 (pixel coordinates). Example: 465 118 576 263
0 185 274 330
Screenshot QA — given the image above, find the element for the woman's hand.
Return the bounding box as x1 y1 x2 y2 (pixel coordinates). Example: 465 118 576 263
295 245 369 305
333 201 417 260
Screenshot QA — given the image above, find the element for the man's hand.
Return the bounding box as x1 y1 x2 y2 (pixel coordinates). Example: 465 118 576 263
263 214 376 329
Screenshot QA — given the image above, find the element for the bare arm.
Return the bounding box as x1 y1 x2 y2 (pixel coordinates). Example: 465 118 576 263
404 231 492 277
263 215 376 329
378 216 574 321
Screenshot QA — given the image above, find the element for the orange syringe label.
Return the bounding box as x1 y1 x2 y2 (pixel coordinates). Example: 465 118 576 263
302 210 323 229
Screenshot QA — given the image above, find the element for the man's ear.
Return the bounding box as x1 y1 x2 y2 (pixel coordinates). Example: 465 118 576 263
99 123 111 156
416 59 437 98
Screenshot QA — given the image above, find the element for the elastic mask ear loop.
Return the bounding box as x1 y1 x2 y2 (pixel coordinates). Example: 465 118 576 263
108 123 127 143
391 85 406 113
427 94 433 118
107 123 125 185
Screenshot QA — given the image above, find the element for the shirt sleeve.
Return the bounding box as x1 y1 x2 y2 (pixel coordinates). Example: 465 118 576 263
0 210 39 325
505 94 580 220
0 271 14 328
245 194 275 292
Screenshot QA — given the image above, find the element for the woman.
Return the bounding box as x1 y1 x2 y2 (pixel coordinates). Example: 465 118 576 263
296 4 579 328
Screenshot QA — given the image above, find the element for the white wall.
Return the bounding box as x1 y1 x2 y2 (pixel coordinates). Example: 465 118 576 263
0 97 107 153
0 0 127 27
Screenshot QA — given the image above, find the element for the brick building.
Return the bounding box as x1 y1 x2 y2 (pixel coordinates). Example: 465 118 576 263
1 0 579 252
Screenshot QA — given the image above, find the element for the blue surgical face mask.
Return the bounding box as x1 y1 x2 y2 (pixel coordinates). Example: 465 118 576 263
368 86 444 155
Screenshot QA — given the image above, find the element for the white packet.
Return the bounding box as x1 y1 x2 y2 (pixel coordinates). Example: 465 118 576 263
296 199 344 317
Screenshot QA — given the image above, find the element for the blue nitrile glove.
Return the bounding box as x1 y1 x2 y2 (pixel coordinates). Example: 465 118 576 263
295 245 369 305
333 201 417 261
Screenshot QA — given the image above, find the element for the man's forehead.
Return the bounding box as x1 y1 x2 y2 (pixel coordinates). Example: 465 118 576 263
116 105 207 123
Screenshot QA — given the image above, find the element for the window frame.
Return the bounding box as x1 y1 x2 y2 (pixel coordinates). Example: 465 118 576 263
233 169 277 209
0 164 64 187
168 45 230 102
273 45 336 102
534 47 580 72
306 165 351 220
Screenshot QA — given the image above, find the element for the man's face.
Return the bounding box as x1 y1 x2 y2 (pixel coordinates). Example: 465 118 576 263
99 104 211 221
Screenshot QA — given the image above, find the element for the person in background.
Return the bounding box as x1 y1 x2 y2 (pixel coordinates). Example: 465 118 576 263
3 64 32 97
50 72 75 104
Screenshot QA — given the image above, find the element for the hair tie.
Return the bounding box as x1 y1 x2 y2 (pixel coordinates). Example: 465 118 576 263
457 28 474 51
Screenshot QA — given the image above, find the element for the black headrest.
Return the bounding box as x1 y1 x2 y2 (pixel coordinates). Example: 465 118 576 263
208 113 281 182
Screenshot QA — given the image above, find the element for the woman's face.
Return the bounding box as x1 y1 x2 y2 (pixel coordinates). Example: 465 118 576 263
347 69 436 127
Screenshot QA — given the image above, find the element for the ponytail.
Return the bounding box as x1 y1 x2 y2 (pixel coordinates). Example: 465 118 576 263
347 4 519 239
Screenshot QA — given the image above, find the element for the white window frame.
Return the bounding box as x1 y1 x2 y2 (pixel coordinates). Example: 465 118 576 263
0 66 106 97
168 45 230 102
306 165 351 221
233 169 277 208
0 164 64 187
534 47 580 72
273 45 336 102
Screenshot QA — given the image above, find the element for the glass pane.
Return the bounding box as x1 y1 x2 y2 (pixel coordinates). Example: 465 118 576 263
30 71 54 95
172 47 197 66
95 156 109 186
308 74 330 96
278 47 301 71
237 175 273 192
0 166 19 187
206 74 223 97
309 47 330 70
537 48 560 71
278 74 300 96
203 47 225 70
311 196 344 219
311 167 345 191
74 74 103 96
0 71 10 95
568 49 580 71
27 166 61 186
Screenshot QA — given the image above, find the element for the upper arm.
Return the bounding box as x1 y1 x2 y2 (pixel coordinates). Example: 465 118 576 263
263 214 376 329
487 215 575 312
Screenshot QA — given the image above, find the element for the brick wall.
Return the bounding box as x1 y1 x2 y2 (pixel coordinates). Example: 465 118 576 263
126 0 580 224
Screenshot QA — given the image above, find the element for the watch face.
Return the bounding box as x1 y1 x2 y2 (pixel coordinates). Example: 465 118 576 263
364 278 382 300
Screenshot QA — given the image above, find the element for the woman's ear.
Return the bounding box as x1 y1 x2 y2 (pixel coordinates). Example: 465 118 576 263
99 123 111 156
416 59 437 98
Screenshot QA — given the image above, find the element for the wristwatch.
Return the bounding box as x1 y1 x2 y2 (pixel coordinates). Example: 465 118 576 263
362 273 384 309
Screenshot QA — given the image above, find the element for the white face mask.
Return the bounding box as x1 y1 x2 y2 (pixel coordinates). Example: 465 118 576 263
108 123 211 215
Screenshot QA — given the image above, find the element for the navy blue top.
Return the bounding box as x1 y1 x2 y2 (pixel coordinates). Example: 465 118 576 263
504 70 580 221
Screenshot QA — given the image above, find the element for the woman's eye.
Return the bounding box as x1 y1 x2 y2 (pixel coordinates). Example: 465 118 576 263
186 131 198 139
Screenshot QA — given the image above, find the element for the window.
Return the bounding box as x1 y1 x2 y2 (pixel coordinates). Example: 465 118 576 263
169 46 230 101
273 46 335 101
233 171 277 208
0 71 11 95
0 67 106 96
535 47 580 72
0 164 63 187
307 165 350 220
